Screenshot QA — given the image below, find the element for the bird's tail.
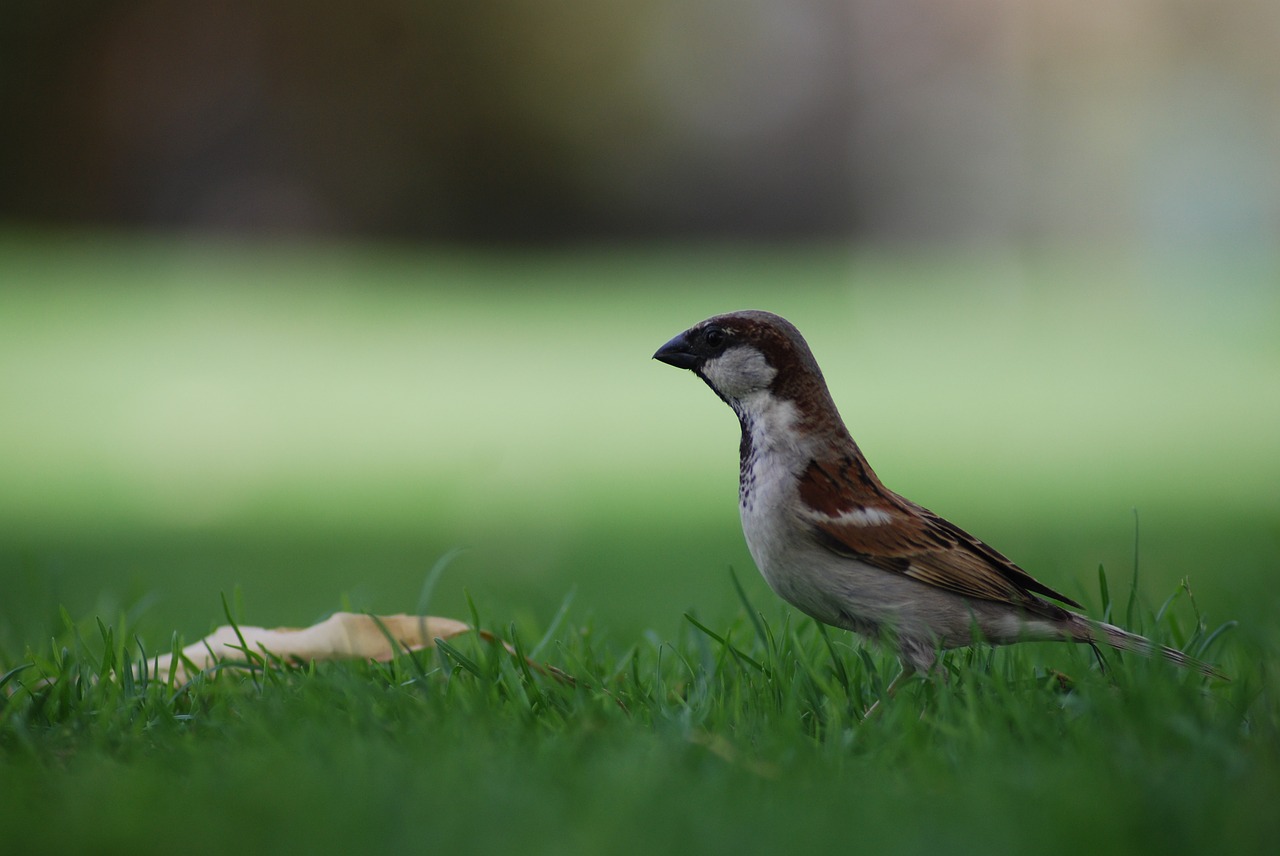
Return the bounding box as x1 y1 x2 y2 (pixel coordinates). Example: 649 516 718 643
1067 615 1227 680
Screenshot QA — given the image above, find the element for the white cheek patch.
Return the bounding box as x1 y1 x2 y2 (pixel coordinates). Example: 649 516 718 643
700 346 777 399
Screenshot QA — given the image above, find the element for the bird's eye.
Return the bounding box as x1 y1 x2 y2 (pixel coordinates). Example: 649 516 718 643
703 327 727 349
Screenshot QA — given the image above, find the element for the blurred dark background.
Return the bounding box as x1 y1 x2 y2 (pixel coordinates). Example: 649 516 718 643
4 0 1276 246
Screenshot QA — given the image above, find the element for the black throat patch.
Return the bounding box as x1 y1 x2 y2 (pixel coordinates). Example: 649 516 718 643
737 414 756 510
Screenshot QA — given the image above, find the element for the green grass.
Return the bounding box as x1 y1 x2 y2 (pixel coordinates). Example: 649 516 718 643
1 572 1275 856
1 231 1279 854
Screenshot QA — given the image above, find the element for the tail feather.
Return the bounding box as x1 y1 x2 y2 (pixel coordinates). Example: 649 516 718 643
1071 616 1226 680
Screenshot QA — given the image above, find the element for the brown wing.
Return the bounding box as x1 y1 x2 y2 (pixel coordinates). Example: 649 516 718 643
798 456 1081 612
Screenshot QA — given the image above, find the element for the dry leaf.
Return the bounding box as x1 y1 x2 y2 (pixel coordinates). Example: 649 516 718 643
147 612 473 683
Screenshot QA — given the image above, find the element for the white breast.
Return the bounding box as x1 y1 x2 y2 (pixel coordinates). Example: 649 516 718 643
733 394 840 622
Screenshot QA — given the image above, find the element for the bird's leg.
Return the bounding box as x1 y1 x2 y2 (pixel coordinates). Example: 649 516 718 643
862 662 915 719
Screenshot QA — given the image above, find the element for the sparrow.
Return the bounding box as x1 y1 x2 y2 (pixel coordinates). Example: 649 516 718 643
653 310 1221 682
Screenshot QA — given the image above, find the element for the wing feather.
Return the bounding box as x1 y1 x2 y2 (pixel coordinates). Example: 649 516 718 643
797 457 1081 611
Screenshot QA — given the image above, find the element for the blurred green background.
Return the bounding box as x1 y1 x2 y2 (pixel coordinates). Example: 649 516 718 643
1 237 1276 653
1 2 1278 654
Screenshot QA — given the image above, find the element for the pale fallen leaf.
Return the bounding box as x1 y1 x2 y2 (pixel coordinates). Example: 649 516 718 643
148 612 481 684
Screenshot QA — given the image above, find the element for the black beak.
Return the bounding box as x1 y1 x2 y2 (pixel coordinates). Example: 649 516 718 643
652 331 701 370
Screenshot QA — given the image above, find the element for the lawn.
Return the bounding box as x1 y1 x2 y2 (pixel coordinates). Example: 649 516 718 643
1 232 1278 854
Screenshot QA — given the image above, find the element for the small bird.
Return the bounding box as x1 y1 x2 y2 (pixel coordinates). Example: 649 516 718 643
653 310 1221 683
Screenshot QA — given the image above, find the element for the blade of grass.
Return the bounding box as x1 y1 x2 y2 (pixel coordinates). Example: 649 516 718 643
508 623 545 712
1098 564 1112 622
435 637 484 679
1126 508 1141 629
729 568 769 651
531 587 575 659
368 613 431 688
816 622 851 699
416 547 467 616
0 663 34 694
684 613 766 674
220 592 261 692
1196 620 1238 659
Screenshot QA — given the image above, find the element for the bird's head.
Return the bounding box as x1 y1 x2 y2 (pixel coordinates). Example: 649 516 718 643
653 310 837 420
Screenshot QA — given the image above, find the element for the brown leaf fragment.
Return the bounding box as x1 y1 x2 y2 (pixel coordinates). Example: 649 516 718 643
147 612 473 683
142 612 576 687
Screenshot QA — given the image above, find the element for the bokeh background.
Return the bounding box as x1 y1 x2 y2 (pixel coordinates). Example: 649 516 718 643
1 1 1277 652
6 0 1278 245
